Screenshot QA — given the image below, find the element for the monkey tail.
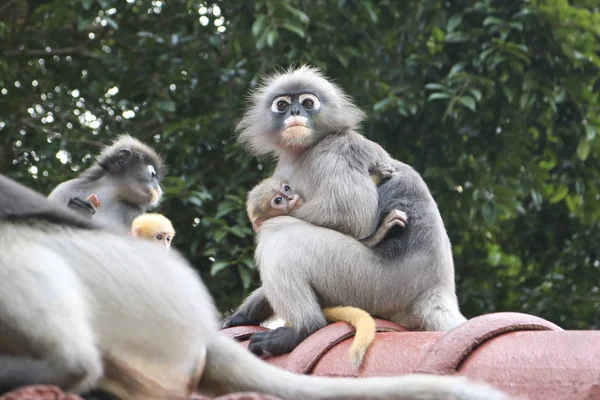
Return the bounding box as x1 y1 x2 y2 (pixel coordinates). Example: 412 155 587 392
322 306 376 368
199 334 513 400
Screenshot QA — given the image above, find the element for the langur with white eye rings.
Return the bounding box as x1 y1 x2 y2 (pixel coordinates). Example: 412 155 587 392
225 65 468 358
48 134 164 235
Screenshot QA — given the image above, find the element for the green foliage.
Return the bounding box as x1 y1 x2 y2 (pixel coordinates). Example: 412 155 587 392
1 0 599 328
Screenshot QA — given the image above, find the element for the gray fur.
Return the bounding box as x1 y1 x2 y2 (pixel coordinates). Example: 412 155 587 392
0 173 511 400
47 135 164 234
230 66 466 354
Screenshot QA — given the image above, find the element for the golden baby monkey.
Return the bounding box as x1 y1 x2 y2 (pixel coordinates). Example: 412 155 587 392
131 213 176 249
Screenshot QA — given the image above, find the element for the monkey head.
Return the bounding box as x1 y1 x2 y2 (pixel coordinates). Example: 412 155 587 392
97 135 164 208
236 65 366 157
246 177 303 232
131 213 175 249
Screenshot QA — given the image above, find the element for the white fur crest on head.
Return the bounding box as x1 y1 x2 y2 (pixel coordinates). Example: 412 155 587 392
236 64 366 156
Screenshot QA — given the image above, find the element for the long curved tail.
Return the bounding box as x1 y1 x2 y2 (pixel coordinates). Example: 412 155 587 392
322 306 376 368
198 334 513 400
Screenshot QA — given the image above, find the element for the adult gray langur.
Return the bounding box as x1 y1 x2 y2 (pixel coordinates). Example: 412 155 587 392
224 65 467 357
47 134 164 234
0 173 512 400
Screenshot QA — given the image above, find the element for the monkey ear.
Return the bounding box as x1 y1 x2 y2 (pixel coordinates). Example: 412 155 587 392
131 226 140 237
252 218 264 232
115 148 132 166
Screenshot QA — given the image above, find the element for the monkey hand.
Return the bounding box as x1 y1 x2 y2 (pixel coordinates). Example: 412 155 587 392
369 162 395 186
68 196 98 218
222 311 262 329
247 327 308 357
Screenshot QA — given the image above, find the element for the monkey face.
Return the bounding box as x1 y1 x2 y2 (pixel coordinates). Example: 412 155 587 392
118 161 163 207
155 231 174 249
271 183 303 213
271 93 321 149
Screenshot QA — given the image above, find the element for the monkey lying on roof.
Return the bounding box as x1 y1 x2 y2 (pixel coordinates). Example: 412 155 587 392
0 173 511 400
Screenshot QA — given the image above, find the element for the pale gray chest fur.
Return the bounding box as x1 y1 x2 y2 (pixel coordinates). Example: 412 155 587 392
274 132 387 239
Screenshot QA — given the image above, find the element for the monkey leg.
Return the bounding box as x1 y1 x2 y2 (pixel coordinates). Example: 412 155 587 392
222 287 274 328
68 196 97 218
360 209 408 248
405 290 468 331
0 244 103 394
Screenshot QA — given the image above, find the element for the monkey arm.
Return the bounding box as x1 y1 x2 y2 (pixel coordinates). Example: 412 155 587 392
222 287 274 328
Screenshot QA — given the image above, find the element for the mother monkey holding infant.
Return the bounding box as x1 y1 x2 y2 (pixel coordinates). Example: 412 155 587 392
224 65 467 357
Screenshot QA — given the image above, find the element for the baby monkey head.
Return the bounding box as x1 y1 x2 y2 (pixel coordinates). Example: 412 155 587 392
246 177 303 232
97 135 164 208
237 65 366 156
131 213 175 249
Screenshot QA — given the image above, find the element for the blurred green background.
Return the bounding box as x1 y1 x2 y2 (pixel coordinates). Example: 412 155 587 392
1 0 599 328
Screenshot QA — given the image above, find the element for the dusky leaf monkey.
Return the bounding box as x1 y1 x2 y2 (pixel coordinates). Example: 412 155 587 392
246 177 395 367
130 213 176 249
48 135 164 234
225 65 467 358
0 174 512 400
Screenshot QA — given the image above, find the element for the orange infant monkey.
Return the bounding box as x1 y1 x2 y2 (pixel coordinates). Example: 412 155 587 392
246 177 379 368
130 213 176 249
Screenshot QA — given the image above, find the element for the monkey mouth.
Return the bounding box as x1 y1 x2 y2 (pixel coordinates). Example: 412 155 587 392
289 195 302 209
283 116 309 130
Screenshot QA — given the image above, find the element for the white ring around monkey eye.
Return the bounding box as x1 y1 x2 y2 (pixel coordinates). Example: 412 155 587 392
299 94 321 110
271 96 291 113
148 165 156 177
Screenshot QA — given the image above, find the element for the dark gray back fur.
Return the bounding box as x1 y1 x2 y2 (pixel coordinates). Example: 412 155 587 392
0 174 98 229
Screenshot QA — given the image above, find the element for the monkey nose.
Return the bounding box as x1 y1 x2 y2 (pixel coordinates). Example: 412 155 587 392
291 105 301 115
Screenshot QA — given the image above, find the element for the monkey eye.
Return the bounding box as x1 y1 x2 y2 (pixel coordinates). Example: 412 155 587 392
148 165 157 178
299 94 320 111
156 234 163 240
276 100 288 111
283 184 291 192
271 96 291 113
272 196 283 206
167 237 171 242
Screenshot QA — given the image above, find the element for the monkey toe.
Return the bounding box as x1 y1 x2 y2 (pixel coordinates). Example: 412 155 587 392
389 210 408 225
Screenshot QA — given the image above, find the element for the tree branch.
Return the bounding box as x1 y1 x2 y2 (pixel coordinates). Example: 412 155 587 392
3 47 105 60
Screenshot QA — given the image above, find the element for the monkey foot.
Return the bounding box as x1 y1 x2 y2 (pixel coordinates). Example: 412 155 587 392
385 209 408 228
248 327 305 357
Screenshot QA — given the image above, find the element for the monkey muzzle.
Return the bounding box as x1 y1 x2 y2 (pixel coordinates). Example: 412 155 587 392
288 194 302 210
282 116 311 138
149 185 163 207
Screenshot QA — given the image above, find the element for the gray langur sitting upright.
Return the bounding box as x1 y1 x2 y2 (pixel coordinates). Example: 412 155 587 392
48 135 164 234
224 65 468 358
0 173 512 400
